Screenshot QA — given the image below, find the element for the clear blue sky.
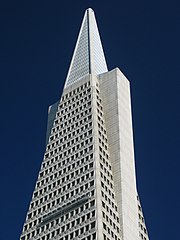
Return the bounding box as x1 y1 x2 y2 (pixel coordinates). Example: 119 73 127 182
0 0 180 239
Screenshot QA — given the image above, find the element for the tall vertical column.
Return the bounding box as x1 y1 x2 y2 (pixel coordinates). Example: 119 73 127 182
99 68 139 240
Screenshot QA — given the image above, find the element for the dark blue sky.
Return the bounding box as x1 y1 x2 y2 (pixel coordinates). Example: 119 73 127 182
0 0 180 239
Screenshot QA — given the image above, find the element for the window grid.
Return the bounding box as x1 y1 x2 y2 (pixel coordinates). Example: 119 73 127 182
21 81 99 240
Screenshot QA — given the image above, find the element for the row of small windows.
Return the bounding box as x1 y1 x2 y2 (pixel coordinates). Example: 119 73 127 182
96 94 102 103
41 144 93 178
99 155 111 172
45 132 93 159
102 211 119 228
57 100 91 117
49 113 92 147
43 131 92 169
102 201 118 220
101 191 118 212
99 147 109 161
26 196 95 232
100 164 120 233
139 222 147 234
97 114 104 125
27 197 95 223
99 139 108 150
101 184 120 225
59 90 91 109
31 176 94 213
95 88 103 117
51 221 96 239
97 118 108 149
103 233 119 240
96 92 119 225
58 93 91 114
47 136 92 155
39 152 94 189
57 99 91 122
100 170 113 182
48 85 92 168
36 166 94 192
103 233 111 240
139 232 148 240
50 128 92 151
98 122 106 135
96 88 100 95
100 168 120 225
59 232 96 240
102 201 120 235
33 160 94 199
48 121 92 144
50 114 92 137
22 82 96 239
97 105 121 239
54 106 92 128
95 90 121 240
31 188 95 213
58 84 91 115
99 138 108 152
96 91 104 115
96 96 110 174
81 233 96 240
99 135 107 143
22 200 95 239
59 117 91 134
61 82 90 102
101 177 113 190
97 107 103 117
31 154 95 217
97 100 103 111
41 152 93 180
103 223 120 240
96 94 107 153
49 179 94 207
137 198 148 239
22 231 96 240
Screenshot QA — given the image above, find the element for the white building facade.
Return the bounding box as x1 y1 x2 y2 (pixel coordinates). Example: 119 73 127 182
20 8 149 240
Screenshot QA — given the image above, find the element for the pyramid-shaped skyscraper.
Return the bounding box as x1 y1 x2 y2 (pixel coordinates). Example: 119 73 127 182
20 8 149 240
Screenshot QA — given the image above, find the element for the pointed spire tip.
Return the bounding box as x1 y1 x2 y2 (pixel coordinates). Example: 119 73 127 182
64 7 107 88
86 8 94 13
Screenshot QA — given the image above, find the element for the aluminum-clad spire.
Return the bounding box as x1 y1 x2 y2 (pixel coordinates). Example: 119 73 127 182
64 8 108 88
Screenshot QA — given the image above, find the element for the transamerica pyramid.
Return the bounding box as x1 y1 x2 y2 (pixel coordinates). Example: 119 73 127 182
20 8 149 240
